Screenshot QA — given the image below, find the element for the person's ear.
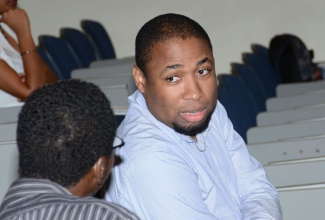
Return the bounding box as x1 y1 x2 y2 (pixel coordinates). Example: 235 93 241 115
133 65 146 94
93 155 113 187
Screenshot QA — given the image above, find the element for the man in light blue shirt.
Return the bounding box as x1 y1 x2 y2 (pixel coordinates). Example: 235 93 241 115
106 13 282 219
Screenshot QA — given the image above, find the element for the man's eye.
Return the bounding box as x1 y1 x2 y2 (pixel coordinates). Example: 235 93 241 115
198 69 211 76
166 76 180 82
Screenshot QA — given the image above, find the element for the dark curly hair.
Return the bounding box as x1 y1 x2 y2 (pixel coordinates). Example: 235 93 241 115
135 13 213 76
17 79 116 187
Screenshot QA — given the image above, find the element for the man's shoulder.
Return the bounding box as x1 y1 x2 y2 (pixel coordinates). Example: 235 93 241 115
116 117 185 172
48 196 138 219
0 193 138 220
80 197 139 219
119 100 172 147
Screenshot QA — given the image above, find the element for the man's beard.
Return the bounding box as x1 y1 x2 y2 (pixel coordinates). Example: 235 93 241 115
172 110 213 136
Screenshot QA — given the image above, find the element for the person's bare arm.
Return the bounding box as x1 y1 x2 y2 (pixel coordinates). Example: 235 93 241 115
0 9 57 100
0 60 30 100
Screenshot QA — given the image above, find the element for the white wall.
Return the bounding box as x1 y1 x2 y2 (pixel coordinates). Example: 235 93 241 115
19 0 325 74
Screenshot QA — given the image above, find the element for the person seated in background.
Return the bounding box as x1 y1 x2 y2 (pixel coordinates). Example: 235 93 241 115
0 79 139 220
0 1 57 107
105 13 282 219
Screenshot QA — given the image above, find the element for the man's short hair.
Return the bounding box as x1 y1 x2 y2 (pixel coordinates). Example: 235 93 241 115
17 79 116 187
135 13 213 76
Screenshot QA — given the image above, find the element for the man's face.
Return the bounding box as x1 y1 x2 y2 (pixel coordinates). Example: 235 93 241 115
134 37 217 136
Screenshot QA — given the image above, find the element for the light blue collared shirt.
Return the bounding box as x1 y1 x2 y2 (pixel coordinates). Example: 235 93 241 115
106 90 282 220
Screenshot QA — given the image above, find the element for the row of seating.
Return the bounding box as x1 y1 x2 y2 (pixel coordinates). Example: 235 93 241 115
34 19 134 115
218 43 325 143
220 43 325 159
220 43 325 219
35 19 135 113
37 19 129 80
0 20 134 200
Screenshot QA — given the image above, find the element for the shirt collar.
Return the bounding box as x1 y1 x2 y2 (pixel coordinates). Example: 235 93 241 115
13 178 72 195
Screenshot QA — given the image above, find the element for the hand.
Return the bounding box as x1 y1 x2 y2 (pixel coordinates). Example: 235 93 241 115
0 8 31 37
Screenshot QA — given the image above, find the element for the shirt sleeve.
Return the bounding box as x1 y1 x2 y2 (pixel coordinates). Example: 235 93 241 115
119 149 218 220
218 102 283 219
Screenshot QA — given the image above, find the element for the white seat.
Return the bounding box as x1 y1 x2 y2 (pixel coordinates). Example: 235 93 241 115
264 158 325 219
73 71 136 95
276 80 325 97
246 120 325 144
100 84 129 108
113 106 128 116
89 75 136 95
0 141 19 201
264 158 325 188
278 183 325 220
257 104 325 126
71 62 137 95
90 56 135 68
247 136 325 165
71 63 133 79
0 123 17 142
0 106 22 124
266 89 325 111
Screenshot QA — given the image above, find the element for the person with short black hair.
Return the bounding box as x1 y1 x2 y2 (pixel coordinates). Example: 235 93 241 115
0 79 139 220
106 13 282 219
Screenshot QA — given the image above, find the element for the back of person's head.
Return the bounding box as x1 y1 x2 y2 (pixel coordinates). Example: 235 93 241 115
17 79 116 187
135 13 212 75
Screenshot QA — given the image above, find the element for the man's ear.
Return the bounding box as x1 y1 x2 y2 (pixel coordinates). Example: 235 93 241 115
93 155 113 186
133 65 146 94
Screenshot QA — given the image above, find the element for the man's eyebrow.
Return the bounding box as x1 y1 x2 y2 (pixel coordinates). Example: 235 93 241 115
163 57 211 71
165 64 183 70
196 57 210 66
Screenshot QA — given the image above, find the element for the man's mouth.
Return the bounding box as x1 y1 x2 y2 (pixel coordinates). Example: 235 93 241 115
180 108 207 123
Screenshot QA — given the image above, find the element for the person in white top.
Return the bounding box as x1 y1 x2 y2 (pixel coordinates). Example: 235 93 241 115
0 1 57 107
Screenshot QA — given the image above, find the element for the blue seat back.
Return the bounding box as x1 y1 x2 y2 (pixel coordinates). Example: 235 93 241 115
242 53 279 98
251 44 269 58
218 84 247 142
217 74 258 143
81 20 116 60
231 63 268 112
38 35 81 80
115 115 125 126
37 46 58 78
60 27 98 68
251 44 282 84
